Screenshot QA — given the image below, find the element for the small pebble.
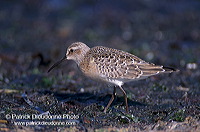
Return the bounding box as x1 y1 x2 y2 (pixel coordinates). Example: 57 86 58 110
80 88 85 93
186 63 197 70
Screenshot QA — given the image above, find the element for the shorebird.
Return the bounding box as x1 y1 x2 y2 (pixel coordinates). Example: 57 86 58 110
48 42 177 113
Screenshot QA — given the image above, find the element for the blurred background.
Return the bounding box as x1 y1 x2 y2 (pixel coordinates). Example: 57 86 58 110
1 0 199 76
0 0 200 93
0 0 200 131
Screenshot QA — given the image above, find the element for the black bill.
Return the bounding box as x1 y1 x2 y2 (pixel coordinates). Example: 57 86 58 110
48 56 66 73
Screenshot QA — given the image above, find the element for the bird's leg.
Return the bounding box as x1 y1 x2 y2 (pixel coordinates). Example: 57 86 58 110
104 86 116 113
118 86 128 112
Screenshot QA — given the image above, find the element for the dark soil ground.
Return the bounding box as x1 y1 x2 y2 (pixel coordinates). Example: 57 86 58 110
0 0 200 131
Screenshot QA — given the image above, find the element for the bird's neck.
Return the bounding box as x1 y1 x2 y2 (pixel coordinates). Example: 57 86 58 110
75 47 90 65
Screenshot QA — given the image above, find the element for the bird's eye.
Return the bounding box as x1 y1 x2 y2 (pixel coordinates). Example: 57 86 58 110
70 49 74 53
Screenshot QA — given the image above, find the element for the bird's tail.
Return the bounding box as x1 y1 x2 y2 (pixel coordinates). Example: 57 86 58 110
163 66 179 73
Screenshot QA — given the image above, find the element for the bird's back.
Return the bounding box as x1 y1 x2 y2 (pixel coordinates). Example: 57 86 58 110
79 46 174 85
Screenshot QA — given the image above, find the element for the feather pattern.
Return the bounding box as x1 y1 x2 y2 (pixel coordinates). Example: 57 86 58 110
80 46 174 84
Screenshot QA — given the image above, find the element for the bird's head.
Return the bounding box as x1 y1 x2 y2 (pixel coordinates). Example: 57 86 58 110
48 42 90 72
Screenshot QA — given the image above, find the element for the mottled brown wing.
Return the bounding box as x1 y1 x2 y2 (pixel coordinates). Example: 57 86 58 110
87 46 146 80
88 46 170 80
